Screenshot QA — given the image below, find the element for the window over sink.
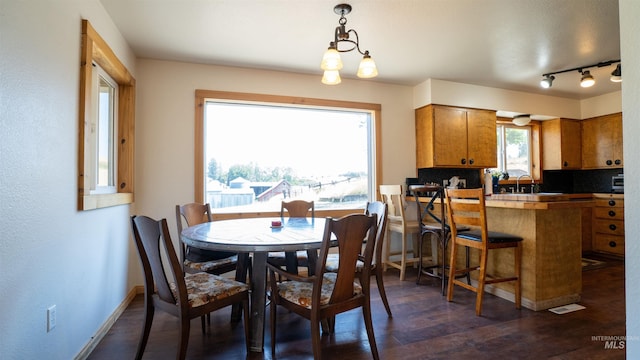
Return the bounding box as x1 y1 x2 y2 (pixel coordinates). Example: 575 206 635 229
495 123 532 178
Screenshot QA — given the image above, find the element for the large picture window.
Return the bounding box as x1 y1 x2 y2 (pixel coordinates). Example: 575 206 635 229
194 91 382 215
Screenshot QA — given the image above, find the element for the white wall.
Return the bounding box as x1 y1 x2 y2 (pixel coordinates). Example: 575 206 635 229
414 78 622 120
133 59 416 240
0 1 137 359
620 0 640 356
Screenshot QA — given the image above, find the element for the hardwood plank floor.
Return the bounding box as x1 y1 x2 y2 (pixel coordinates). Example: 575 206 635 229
88 257 625 359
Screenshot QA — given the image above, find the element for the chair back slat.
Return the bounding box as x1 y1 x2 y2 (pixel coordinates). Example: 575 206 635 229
317 214 377 304
281 200 314 218
131 216 182 305
379 185 404 221
445 188 488 240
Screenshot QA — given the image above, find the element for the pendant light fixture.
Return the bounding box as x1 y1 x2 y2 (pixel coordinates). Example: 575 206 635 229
321 3 378 85
540 59 621 89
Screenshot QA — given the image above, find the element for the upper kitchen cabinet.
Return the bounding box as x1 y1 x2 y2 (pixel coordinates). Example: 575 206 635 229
541 118 582 170
581 113 623 169
415 105 497 168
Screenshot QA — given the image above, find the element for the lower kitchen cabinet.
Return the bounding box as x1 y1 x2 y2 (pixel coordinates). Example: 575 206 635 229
592 194 624 257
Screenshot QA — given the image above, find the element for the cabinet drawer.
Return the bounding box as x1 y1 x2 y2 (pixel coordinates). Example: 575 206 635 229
593 219 625 236
593 207 624 220
593 234 625 255
594 199 624 208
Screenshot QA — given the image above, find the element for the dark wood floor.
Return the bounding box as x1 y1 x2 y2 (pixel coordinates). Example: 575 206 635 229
88 257 625 360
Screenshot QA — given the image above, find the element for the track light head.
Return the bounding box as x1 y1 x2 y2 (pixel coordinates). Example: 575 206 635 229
540 75 555 89
580 70 595 88
610 64 622 82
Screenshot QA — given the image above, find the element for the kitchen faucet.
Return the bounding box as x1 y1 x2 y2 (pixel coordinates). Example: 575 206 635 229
516 174 534 193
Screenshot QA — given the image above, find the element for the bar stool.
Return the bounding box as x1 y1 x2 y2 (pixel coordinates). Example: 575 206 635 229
411 185 469 294
445 188 523 316
379 184 421 281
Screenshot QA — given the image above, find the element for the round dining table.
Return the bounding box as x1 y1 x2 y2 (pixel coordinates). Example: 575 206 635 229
180 216 328 353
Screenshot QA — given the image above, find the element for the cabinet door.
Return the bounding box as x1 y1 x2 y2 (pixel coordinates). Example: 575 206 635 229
610 114 624 167
542 119 581 169
582 114 623 169
561 120 582 168
433 107 468 166
466 109 497 168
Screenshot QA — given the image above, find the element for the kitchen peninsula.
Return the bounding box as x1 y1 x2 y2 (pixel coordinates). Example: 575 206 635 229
415 193 594 311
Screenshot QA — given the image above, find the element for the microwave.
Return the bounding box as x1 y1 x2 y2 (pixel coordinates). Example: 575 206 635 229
612 174 624 193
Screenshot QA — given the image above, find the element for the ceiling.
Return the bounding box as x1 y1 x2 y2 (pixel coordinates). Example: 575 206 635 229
99 0 621 100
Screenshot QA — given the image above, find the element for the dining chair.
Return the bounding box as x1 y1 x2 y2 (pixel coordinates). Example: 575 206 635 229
130 215 250 360
444 188 523 316
268 200 316 275
267 213 380 360
175 203 250 282
325 201 392 317
379 184 421 280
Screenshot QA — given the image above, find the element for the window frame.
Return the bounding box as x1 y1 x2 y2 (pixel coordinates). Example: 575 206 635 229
194 90 382 219
78 19 135 210
495 118 541 183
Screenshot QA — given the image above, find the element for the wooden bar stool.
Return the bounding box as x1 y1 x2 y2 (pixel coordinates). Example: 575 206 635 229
379 184 421 281
444 188 523 316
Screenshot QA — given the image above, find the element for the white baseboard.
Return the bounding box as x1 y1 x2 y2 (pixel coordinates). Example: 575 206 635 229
74 285 144 360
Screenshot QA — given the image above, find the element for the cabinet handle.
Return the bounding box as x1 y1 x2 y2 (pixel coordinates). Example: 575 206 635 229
469 158 474 165
563 161 569 167
615 159 622 165
460 158 466 165
609 241 617 248
609 200 616 206
606 159 613 165
609 224 617 231
609 210 616 217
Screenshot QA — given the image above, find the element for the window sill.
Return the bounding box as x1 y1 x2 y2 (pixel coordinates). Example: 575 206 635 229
81 192 133 211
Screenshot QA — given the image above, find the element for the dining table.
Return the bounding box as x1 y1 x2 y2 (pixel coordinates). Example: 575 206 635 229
180 216 329 352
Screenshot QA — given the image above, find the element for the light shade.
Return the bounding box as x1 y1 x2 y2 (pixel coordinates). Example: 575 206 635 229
356 53 378 78
610 64 622 82
580 70 595 87
540 75 555 89
321 70 341 85
320 45 343 71
513 114 531 126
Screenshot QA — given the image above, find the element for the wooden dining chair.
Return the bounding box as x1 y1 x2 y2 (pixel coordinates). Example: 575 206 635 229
268 200 316 275
176 203 250 282
325 201 392 317
130 215 250 360
267 213 380 359
444 188 523 316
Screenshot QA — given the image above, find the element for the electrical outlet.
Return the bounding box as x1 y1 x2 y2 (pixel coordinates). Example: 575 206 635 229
47 305 56 332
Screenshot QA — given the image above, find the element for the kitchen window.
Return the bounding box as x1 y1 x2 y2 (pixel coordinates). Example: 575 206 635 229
194 90 381 215
495 124 532 178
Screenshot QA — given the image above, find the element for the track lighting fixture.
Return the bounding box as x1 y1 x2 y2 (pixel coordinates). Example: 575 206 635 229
540 59 621 89
580 70 595 88
321 3 378 85
540 75 555 89
610 64 622 82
